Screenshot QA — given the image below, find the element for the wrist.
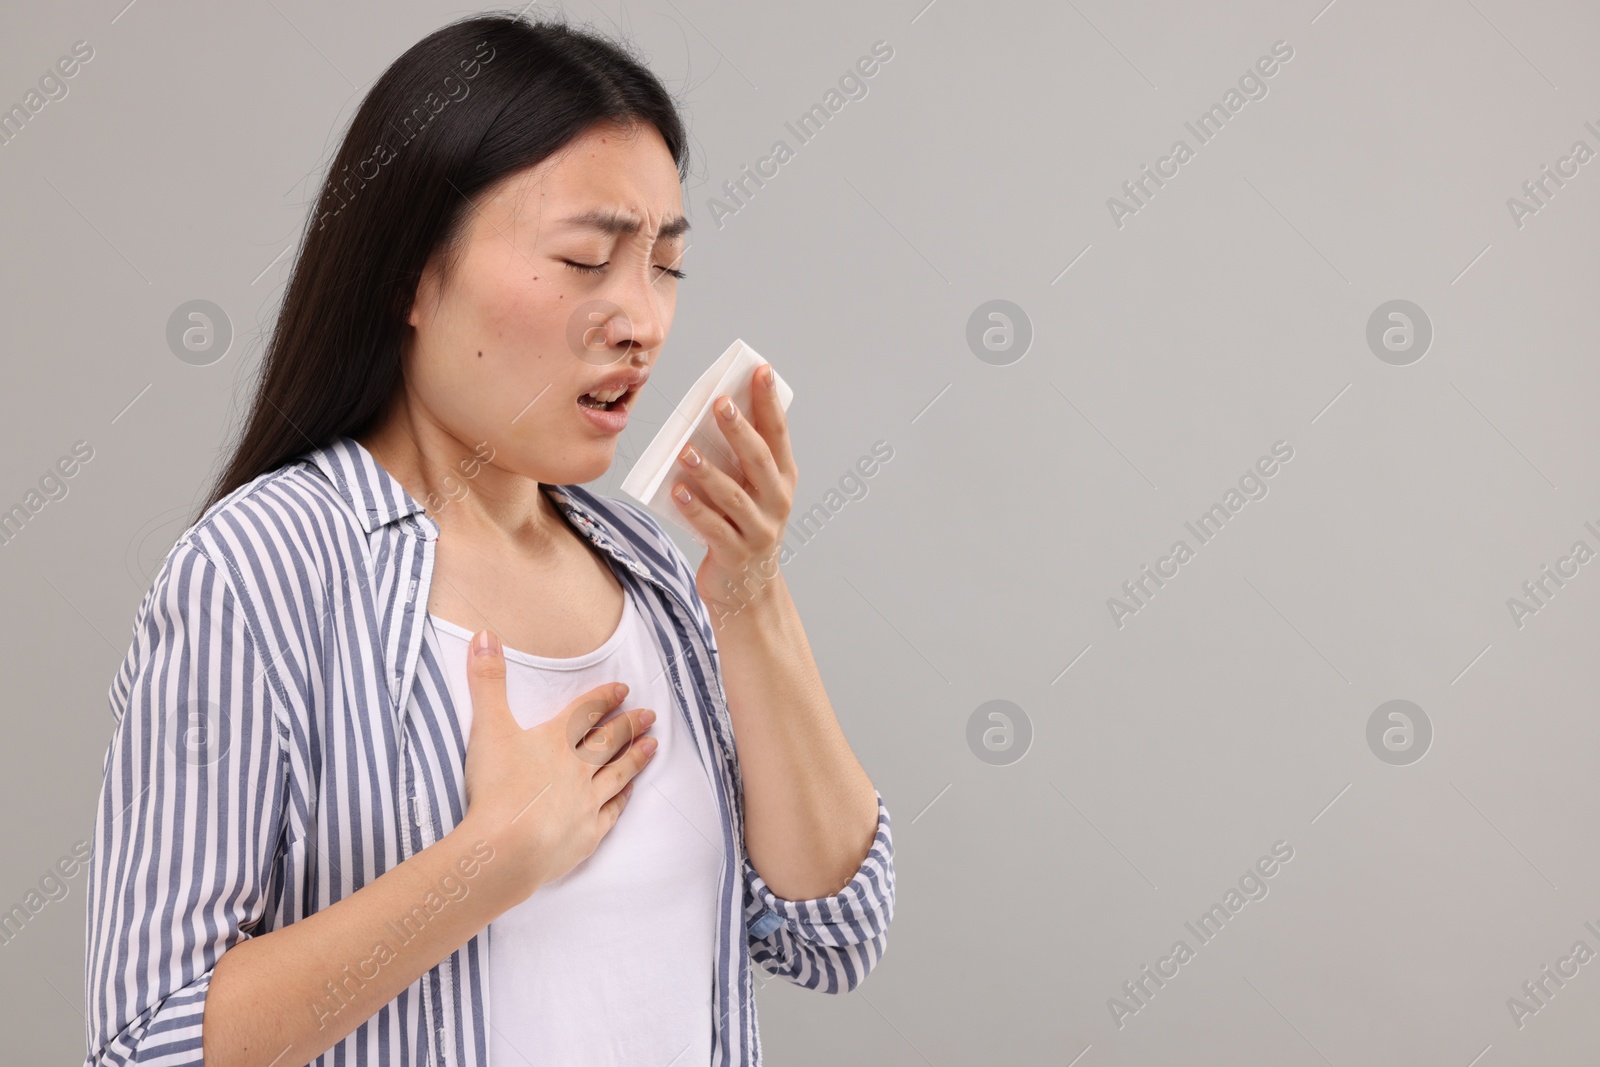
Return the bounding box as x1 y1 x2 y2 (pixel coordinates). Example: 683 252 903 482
705 564 791 632
709 571 795 640
445 815 538 916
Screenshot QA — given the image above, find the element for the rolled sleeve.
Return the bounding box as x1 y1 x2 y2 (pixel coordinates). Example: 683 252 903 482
743 789 896 993
84 540 290 1066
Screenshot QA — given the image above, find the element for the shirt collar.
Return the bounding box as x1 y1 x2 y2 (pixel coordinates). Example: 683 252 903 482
303 435 653 579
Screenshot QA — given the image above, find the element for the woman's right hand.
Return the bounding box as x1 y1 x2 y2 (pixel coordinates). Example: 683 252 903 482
457 629 658 910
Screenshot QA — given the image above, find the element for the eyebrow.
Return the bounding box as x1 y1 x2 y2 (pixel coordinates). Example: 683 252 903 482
557 209 690 241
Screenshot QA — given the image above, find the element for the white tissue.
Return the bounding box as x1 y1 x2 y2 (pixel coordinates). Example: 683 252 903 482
621 339 794 537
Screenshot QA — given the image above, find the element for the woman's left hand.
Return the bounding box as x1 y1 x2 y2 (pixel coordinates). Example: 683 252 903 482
671 363 797 615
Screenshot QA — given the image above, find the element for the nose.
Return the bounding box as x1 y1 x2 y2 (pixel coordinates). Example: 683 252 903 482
594 268 668 368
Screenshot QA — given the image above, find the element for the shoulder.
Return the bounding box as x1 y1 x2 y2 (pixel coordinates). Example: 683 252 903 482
131 451 373 670
110 458 343 716
564 484 671 551
558 485 701 597
119 454 364 704
175 457 356 592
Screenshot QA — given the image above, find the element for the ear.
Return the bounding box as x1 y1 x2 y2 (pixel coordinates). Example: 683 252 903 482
406 256 441 330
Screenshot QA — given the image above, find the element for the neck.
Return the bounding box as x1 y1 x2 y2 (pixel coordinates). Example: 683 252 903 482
356 386 568 555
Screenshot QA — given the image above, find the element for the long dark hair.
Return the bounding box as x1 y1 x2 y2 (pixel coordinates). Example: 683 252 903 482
198 11 689 520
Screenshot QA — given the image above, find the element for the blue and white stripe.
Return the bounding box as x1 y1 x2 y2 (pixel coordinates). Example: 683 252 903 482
83 434 896 1066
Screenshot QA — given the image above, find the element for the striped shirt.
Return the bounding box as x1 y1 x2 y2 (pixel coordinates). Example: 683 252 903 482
83 434 896 1066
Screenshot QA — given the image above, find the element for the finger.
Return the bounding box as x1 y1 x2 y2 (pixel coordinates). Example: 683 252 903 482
596 734 658 799
709 393 784 503
598 778 635 828
562 683 634 762
676 449 767 541
670 480 739 549
465 630 513 744
577 705 657 771
751 363 796 481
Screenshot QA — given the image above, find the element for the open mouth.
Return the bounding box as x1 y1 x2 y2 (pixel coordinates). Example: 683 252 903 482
576 384 636 412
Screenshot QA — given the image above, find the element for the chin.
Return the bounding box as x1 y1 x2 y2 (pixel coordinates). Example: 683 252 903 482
550 444 619 486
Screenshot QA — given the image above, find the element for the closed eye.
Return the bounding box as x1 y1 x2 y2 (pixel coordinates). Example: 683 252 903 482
562 259 686 280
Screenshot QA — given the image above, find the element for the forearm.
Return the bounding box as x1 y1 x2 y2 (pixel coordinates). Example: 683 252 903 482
202 825 513 1067
711 570 879 900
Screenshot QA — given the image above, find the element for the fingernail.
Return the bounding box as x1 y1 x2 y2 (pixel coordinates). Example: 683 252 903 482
640 709 656 726
762 365 773 388
680 444 702 467
673 484 691 504
641 737 658 755
614 682 629 701
472 630 500 657
717 397 736 420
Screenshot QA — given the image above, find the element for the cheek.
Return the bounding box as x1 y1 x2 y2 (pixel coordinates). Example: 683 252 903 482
459 273 563 374
413 255 599 432
409 349 498 435
479 272 583 369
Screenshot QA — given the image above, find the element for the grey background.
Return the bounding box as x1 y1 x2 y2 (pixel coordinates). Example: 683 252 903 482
4 0 1597 1063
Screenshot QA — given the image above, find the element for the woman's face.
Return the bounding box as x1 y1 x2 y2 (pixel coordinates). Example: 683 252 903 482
402 119 686 487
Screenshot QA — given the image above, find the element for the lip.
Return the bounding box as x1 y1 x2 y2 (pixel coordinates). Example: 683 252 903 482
575 369 647 435
577 392 630 434
582 367 650 399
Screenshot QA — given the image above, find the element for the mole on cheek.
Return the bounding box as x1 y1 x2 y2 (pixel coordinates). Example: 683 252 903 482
477 351 483 358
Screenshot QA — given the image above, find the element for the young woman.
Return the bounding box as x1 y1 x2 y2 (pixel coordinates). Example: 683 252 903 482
83 14 894 1067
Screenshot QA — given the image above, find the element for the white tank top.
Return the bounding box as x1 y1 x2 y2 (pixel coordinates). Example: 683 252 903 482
429 590 722 1066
